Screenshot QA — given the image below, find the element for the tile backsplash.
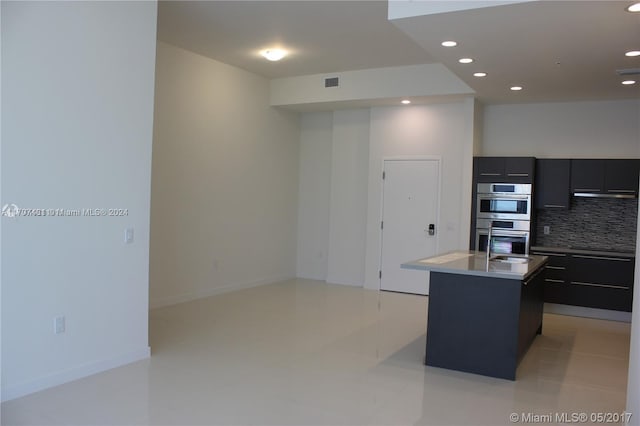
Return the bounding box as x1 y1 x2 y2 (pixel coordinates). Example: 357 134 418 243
535 197 638 252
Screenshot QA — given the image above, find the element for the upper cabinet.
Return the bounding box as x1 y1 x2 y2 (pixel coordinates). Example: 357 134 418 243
535 159 571 209
570 159 606 193
604 159 640 196
474 157 536 183
571 159 640 197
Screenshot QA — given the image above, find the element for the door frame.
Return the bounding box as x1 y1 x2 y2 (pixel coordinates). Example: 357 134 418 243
378 156 443 291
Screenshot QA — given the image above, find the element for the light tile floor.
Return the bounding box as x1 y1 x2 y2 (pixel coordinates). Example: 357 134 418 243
2 279 632 425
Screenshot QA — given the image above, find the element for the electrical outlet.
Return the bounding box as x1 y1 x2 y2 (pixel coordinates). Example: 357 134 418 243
54 316 65 334
543 226 551 235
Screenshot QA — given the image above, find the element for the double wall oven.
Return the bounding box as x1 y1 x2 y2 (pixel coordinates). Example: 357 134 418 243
475 183 532 255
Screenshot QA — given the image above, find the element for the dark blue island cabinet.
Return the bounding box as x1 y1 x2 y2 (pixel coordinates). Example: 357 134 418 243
425 267 545 380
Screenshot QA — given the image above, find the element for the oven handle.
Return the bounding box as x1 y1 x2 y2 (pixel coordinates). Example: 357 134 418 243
477 194 531 200
477 230 530 237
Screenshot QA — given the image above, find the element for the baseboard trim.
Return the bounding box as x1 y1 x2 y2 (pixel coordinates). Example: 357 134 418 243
150 274 295 309
545 303 632 322
2 346 151 402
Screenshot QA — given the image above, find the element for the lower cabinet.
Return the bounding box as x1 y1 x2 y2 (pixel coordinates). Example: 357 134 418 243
535 252 570 304
531 250 635 312
518 267 544 358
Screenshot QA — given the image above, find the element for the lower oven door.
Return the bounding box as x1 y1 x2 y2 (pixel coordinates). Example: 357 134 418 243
475 229 530 255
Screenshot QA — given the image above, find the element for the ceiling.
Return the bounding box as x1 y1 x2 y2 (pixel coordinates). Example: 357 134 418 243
157 0 640 105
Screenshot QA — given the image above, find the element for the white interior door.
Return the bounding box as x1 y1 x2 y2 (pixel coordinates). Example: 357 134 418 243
380 159 439 295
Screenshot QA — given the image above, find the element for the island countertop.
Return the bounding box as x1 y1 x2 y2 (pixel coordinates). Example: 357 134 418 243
402 250 548 280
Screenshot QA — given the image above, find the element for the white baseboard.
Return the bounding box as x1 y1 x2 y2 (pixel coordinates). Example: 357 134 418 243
2 346 151 402
149 274 295 309
545 303 632 322
326 280 363 287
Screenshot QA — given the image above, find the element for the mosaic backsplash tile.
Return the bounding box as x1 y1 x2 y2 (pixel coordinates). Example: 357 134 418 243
535 197 638 253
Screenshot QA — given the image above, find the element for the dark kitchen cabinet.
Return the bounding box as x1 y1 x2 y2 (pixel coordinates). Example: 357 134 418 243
531 249 634 312
518 267 544 359
475 157 504 181
531 250 570 304
571 159 640 196
570 159 605 193
535 159 571 209
604 159 640 196
570 254 635 312
475 157 535 183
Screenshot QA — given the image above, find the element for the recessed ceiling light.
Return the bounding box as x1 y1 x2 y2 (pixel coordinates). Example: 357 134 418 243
473 72 487 77
510 86 523 91
401 99 411 105
625 51 640 57
458 58 474 64
626 2 640 12
261 49 287 61
622 80 637 85
441 41 457 47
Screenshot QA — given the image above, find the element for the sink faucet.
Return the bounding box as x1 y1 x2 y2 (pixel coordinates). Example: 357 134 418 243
486 221 493 270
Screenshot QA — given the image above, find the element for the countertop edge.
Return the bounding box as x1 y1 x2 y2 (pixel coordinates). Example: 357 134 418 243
402 251 548 280
402 261 536 280
530 246 635 259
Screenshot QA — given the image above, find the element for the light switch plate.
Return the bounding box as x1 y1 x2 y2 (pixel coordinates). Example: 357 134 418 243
54 316 65 334
125 228 134 244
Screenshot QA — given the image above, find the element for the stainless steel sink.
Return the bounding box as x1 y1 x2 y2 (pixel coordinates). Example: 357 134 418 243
490 255 532 264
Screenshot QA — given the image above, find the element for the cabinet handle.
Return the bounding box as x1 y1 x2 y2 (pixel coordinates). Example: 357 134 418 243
546 266 566 270
572 255 632 262
532 252 567 257
607 189 636 193
544 204 567 208
573 188 601 192
480 173 501 176
570 281 630 290
545 278 565 283
507 173 529 177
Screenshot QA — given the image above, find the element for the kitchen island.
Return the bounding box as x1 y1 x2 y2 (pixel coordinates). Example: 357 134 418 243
402 251 548 380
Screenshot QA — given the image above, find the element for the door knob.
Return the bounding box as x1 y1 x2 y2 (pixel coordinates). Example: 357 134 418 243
428 224 435 236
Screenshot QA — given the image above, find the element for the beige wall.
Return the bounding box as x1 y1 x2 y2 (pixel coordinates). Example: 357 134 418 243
482 99 640 157
296 100 478 290
150 42 300 308
2 1 157 400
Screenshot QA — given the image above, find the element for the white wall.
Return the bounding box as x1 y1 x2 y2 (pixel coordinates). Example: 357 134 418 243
0 0 4 406
326 110 370 286
483 99 640 157
270 64 473 108
296 110 370 286
296 113 333 281
364 102 476 290
296 101 477 290
150 42 300 308
388 0 534 20
1 1 157 400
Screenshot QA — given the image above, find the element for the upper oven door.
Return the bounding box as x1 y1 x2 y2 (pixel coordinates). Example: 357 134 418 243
476 194 531 220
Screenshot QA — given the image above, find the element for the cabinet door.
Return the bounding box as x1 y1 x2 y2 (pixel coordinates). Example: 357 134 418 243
604 159 640 196
532 251 570 304
569 254 634 312
475 157 505 182
570 159 604 193
535 159 571 209
518 267 544 359
505 157 535 183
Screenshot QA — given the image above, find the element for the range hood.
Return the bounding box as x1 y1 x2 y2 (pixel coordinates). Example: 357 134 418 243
573 191 637 199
